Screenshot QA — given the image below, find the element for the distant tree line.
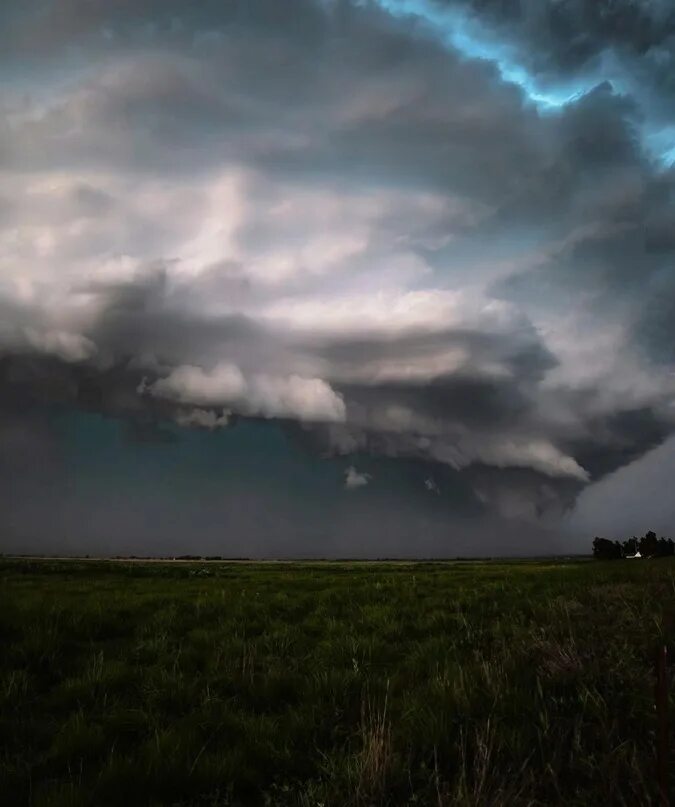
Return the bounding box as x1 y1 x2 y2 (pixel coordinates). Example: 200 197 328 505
592 530 675 560
112 555 233 561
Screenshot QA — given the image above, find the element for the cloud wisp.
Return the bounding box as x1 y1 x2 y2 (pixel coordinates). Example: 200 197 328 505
345 466 372 490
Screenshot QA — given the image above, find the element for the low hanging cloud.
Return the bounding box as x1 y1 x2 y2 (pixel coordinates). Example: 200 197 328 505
142 363 346 423
345 466 372 490
424 477 440 495
12 328 97 364
174 407 230 431
1 0 675 550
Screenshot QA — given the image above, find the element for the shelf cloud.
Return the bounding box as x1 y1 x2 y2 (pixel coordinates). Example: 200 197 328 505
2 0 675 553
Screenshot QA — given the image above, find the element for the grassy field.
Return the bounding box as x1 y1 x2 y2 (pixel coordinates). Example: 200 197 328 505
0 557 673 806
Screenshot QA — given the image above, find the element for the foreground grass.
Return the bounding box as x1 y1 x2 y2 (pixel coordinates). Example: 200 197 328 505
0 558 673 806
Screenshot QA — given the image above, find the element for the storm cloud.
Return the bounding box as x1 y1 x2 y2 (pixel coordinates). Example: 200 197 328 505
2 0 675 554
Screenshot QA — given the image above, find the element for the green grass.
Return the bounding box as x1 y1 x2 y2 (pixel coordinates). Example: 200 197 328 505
0 557 673 805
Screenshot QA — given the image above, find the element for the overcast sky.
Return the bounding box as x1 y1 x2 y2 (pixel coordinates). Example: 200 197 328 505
2 0 675 556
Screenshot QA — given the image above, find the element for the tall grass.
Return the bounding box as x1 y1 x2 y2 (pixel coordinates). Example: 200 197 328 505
0 558 672 805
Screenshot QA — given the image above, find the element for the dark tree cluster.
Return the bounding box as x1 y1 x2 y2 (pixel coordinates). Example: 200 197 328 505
592 531 675 560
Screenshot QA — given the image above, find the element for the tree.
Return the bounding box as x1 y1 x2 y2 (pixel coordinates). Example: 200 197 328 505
592 537 622 560
593 532 674 558
639 530 658 557
656 537 675 557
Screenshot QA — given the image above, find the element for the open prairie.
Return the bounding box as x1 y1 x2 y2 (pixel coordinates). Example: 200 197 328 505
1 557 673 806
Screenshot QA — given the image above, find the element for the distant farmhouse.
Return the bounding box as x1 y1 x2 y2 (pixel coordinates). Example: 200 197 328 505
592 531 674 560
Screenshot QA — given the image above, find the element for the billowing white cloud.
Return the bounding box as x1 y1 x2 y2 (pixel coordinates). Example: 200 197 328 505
142 363 346 423
145 364 246 407
260 290 517 336
345 466 372 489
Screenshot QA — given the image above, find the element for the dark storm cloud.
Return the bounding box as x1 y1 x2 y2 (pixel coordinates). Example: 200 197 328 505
567 406 673 481
491 87 675 366
405 0 675 130
457 0 675 71
2 0 552 196
2 0 675 552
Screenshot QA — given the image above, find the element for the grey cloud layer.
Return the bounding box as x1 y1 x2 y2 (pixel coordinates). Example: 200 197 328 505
2 0 675 538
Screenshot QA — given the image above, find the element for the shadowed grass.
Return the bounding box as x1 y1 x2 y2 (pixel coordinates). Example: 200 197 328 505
0 557 673 805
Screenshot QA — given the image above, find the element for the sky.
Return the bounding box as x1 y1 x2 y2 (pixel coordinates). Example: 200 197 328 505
2 0 675 556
